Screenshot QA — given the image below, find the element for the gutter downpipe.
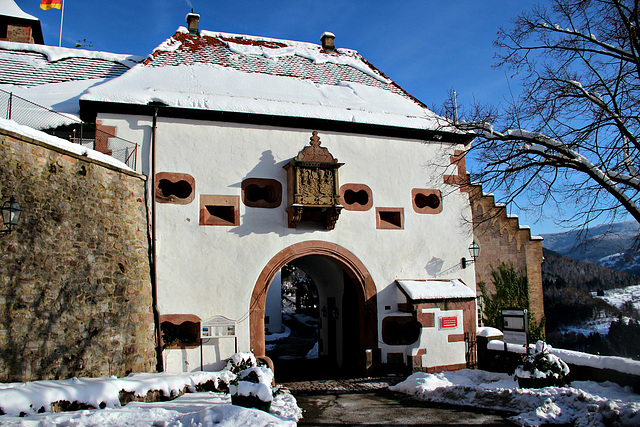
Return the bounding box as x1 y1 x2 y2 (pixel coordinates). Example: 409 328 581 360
151 107 163 372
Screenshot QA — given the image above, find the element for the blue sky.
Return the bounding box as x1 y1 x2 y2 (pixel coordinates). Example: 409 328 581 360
17 0 569 233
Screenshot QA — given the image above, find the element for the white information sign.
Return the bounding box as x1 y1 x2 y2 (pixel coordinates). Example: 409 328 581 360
200 315 236 339
503 316 525 330
503 331 528 345
501 308 528 347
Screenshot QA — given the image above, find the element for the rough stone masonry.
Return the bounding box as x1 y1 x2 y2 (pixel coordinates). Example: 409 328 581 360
0 128 156 382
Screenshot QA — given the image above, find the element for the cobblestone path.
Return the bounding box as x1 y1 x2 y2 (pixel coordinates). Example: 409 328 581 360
282 376 405 394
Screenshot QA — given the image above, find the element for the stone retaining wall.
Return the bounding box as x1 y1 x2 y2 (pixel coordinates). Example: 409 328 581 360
0 128 156 382
477 336 640 392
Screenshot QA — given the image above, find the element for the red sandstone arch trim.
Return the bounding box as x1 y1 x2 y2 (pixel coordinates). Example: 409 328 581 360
250 241 378 358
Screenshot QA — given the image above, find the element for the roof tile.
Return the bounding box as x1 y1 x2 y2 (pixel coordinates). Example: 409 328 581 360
144 31 419 105
0 48 133 87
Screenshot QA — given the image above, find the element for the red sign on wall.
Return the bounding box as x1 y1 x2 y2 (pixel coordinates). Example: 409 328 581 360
441 316 458 328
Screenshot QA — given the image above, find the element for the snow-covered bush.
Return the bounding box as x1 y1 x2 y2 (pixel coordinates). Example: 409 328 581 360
226 352 258 376
514 341 570 388
226 352 276 412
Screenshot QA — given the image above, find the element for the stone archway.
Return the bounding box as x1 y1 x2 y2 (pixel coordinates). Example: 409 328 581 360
250 241 378 372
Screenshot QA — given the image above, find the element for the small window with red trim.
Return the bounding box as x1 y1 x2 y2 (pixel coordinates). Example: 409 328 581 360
376 207 404 230
200 195 240 226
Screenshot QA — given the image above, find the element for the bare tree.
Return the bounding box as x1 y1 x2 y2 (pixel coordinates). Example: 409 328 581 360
451 0 640 234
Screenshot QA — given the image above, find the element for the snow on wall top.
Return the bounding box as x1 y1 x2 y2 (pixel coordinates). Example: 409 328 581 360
397 279 476 301
0 118 131 171
0 0 38 21
82 28 457 132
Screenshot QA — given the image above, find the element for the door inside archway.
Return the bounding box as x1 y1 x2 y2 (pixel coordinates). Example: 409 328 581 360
264 255 363 381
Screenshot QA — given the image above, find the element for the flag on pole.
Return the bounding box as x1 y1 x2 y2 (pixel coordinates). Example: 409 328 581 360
40 0 62 10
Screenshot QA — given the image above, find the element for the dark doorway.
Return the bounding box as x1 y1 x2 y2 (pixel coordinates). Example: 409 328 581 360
265 256 363 381
250 241 378 381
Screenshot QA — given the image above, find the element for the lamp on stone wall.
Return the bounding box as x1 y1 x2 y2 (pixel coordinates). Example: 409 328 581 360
1 196 22 236
461 241 480 269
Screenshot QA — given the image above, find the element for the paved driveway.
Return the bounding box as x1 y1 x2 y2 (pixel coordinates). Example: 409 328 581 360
295 390 514 426
283 378 514 426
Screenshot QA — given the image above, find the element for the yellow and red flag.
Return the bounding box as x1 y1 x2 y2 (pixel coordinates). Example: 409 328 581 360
40 0 62 10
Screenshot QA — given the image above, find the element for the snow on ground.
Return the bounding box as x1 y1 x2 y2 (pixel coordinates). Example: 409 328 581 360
0 371 301 426
291 313 317 329
557 318 613 336
265 326 291 342
553 284 640 337
599 253 640 275
305 342 319 360
595 284 640 312
0 391 299 426
390 369 640 426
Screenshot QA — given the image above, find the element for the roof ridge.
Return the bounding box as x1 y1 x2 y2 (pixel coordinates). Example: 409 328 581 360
147 28 391 83
0 40 143 67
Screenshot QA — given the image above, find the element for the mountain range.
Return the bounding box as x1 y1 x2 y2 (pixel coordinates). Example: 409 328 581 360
541 221 640 276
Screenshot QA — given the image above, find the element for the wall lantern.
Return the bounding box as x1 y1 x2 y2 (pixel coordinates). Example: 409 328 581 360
321 306 327 317
461 241 480 269
1 196 22 236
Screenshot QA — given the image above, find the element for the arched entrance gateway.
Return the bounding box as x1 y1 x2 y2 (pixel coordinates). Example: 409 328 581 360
250 241 378 379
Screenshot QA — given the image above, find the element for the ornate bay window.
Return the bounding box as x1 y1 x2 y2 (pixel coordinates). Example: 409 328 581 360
283 131 343 230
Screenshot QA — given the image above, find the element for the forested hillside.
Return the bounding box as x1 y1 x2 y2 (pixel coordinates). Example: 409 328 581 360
541 249 640 360
542 248 639 291
541 222 640 275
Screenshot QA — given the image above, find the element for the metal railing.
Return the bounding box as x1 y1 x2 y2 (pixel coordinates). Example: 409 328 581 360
0 89 138 170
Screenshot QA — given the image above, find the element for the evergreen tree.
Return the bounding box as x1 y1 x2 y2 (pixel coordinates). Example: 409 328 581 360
479 262 545 341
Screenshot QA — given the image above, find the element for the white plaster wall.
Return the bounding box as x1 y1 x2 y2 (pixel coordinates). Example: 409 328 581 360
414 308 467 369
265 271 283 334
97 113 152 175
98 114 476 371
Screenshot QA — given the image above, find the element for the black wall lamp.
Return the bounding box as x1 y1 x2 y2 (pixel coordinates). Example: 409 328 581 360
461 241 480 269
1 196 22 236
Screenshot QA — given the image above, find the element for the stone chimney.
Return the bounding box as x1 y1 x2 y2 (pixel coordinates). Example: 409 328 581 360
321 32 335 52
186 9 200 35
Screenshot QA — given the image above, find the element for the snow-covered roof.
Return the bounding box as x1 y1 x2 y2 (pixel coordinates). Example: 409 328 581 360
396 279 476 301
0 0 38 21
0 42 144 127
0 41 142 87
81 28 461 135
0 79 112 129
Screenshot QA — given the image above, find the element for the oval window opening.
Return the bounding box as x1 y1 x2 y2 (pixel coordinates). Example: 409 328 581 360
415 192 440 209
158 179 193 199
245 184 278 203
344 189 369 206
